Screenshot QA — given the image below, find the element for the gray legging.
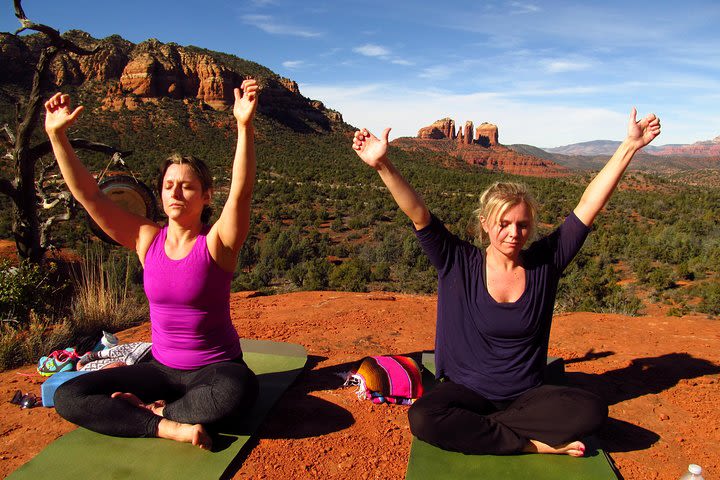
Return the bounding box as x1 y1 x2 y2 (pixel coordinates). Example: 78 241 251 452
54 354 258 437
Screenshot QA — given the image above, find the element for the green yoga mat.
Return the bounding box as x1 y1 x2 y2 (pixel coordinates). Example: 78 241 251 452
405 353 619 480
8 339 307 480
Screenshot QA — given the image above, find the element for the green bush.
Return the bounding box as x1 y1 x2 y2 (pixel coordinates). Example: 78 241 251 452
329 258 371 292
0 260 62 326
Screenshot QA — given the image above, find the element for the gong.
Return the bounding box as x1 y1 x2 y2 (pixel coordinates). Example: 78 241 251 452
87 174 159 245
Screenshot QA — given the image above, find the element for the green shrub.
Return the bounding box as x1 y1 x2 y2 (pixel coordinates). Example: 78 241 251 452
329 258 371 292
0 260 62 326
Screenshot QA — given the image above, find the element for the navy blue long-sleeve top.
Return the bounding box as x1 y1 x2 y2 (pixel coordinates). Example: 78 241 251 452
414 212 590 401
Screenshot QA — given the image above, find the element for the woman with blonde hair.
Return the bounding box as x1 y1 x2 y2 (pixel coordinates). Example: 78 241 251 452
45 79 260 450
352 108 660 456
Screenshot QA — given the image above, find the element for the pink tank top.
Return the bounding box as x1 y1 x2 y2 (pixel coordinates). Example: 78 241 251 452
143 226 241 369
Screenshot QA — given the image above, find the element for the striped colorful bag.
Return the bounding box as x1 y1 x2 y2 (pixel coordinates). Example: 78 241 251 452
344 355 424 405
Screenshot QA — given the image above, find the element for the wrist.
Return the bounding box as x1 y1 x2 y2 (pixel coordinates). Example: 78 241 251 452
374 155 393 172
621 137 642 154
236 122 254 133
46 129 67 141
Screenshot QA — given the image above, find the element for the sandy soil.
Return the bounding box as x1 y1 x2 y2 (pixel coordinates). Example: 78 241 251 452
1 291 718 480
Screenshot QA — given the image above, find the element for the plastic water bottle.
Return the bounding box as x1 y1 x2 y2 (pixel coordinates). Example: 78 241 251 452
101 331 119 349
92 331 119 352
679 464 705 480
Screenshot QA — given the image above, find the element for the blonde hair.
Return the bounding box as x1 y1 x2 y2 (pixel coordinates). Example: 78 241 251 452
473 182 538 244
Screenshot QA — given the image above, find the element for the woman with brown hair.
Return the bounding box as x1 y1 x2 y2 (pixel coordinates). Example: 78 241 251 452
44 79 260 450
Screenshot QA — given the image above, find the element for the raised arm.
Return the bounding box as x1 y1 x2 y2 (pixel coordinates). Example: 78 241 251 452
44 93 158 254
208 78 258 271
352 128 431 229
573 108 661 226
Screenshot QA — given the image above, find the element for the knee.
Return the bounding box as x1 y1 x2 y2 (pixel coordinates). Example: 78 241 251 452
211 366 259 416
53 380 86 423
408 400 439 441
575 390 608 434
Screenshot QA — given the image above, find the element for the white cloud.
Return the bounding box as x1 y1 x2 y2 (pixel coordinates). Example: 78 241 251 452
299 82 630 147
353 44 390 57
282 60 305 69
241 14 322 38
543 60 592 73
391 58 414 66
509 2 541 14
418 65 455 80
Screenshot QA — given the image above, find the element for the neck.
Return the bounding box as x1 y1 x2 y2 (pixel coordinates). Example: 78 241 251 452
485 245 522 271
166 219 203 244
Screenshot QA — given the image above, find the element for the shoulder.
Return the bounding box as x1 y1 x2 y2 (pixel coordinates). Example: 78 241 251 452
137 224 163 266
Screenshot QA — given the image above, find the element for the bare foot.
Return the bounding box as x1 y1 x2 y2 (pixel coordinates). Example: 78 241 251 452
157 419 212 450
111 392 166 416
111 391 144 408
524 439 586 457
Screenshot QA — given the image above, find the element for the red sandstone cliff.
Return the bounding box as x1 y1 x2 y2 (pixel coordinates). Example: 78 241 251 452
418 118 455 139
411 119 565 176
0 30 344 133
652 136 720 156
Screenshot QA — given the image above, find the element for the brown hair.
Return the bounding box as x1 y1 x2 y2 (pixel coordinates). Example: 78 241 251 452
157 154 214 224
473 182 538 244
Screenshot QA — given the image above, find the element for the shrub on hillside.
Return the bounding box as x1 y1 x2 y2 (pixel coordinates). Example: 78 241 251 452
0 260 62 326
329 258 371 292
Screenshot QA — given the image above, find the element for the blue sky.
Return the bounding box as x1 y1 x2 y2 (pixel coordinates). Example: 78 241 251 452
2 0 719 147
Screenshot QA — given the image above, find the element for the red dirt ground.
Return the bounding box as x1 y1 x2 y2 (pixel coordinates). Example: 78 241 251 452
1 291 718 480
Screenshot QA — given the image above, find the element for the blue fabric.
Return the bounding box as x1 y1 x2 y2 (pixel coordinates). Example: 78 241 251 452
42 371 89 407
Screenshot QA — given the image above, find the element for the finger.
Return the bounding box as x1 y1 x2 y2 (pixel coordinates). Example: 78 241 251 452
60 94 71 107
233 87 242 102
381 127 392 143
50 92 62 106
68 105 84 122
629 107 638 124
352 144 361 151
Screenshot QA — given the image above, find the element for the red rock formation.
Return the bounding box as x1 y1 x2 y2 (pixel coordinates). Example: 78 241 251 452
653 136 720 156
476 122 498 147
0 31 345 132
463 121 474 145
418 118 455 139
391 138 568 177
279 77 300 94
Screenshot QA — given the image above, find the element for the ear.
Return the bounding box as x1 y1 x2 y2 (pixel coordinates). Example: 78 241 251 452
479 215 489 233
204 188 213 205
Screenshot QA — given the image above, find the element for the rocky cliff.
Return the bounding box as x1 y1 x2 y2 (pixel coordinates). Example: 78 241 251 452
417 118 498 146
0 30 345 134
412 118 564 176
392 137 568 177
417 118 455 139
653 136 720 156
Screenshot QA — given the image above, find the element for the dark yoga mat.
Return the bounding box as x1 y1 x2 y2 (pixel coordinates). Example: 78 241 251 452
405 353 619 480
8 339 307 480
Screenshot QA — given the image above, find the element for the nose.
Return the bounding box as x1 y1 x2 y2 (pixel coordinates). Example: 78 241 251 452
170 184 182 199
508 224 518 238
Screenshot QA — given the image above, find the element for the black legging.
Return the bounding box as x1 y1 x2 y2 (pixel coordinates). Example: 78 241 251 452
408 380 607 455
54 354 258 438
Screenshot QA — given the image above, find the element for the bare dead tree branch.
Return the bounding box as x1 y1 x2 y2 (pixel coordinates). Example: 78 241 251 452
2 124 16 146
14 0 98 55
28 139 132 160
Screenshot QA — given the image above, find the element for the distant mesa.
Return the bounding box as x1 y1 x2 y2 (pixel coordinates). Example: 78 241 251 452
418 118 499 147
396 117 567 177
546 135 720 157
